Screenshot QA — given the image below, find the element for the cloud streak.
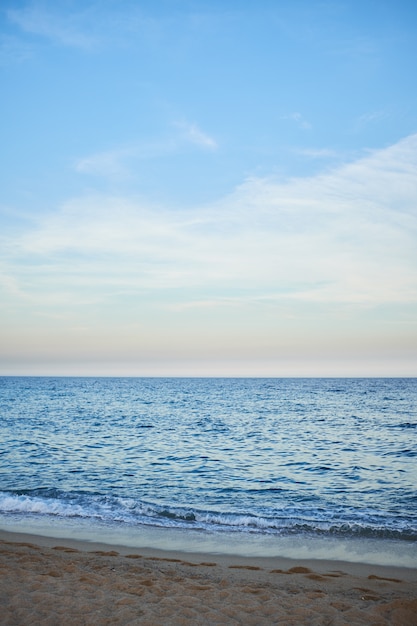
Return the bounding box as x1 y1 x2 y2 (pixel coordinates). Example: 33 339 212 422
4 134 416 312
0 34 33 65
177 121 218 150
283 112 312 130
7 5 96 49
74 121 218 180
74 149 134 179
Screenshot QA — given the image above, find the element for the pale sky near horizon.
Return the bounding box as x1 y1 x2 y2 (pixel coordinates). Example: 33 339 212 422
1 0 417 377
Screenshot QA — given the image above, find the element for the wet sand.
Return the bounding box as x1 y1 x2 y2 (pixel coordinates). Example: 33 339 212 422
0 530 416 625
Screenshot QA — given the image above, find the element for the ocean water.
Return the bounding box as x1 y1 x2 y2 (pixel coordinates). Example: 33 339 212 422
1 377 416 566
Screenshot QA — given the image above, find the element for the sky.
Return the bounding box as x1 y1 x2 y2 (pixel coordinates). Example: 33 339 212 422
1 0 417 377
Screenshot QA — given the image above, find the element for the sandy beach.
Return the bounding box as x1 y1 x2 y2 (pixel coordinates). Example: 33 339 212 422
0 530 416 625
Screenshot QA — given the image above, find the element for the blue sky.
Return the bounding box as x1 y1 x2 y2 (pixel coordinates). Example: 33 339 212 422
1 0 417 376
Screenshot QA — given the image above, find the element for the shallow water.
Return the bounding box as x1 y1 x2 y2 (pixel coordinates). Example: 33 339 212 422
1 377 416 564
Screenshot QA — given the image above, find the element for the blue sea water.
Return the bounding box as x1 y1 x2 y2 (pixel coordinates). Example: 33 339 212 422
1 377 416 566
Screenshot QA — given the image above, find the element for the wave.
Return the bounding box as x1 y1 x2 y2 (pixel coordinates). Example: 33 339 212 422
1 489 416 542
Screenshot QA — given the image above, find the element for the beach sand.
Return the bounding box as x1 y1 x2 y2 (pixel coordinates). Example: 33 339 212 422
0 530 416 625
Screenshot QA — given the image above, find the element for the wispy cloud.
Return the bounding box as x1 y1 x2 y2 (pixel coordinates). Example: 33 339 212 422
4 133 416 314
74 122 218 180
283 112 312 130
0 34 33 65
7 5 96 49
353 110 389 132
175 120 218 150
74 149 133 179
296 147 338 159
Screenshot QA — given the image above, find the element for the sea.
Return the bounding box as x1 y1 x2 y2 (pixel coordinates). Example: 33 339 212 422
1 377 416 567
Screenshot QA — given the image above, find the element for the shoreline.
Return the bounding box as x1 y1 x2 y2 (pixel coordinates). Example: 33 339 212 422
1 514 417 568
1 528 417 580
1 529 416 625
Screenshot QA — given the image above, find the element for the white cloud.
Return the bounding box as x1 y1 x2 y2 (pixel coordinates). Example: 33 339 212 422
73 124 215 180
73 140 176 179
74 149 132 179
2 134 414 315
175 120 218 150
354 110 389 132
296 147 338 159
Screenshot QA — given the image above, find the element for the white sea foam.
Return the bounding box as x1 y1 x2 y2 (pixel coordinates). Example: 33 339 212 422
0 491 414 543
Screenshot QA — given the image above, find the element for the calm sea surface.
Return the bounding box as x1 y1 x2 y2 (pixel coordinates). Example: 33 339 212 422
1 377 416 565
